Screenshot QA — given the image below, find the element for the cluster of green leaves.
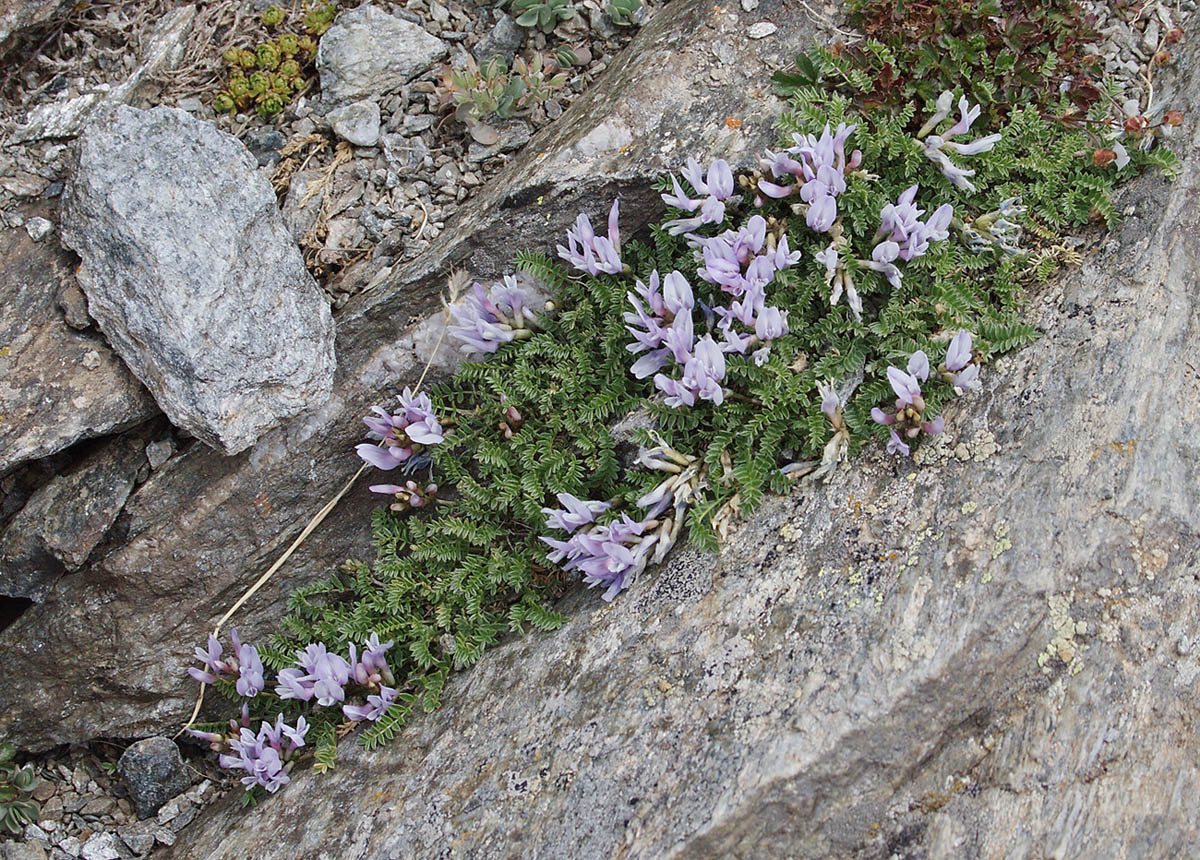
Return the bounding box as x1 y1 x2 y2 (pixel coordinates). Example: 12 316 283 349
437 52 572 141
777 0 1110 125
213 4 337 119
0 742 38 835
498 0 641 34
511 0 576 33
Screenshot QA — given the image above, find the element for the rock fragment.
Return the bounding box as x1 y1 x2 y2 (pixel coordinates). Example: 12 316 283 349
317 5 448 103
60 105 336 455
116 738 191 820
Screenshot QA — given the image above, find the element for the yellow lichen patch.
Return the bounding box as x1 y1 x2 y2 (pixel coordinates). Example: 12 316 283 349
961 501 979 515
1129 513 1170 581
1039 591 1088 674
990 519 1012 560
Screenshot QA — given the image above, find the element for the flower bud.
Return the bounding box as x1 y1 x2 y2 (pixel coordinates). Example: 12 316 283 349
1153 49 1172 66
1164 110 1184 127
1165 27 1183 45
1092 148 1116 167
1124 114 1149 134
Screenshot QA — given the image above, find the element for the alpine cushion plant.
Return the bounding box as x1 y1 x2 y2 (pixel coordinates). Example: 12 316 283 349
186 16 1178 801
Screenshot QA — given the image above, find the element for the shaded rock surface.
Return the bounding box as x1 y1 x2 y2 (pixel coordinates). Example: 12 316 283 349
60 104 337 455
0 0 816 750
162 104 1200 857
0 207 158 476
0 0 69 55
0 430 148 601
316 5 449 103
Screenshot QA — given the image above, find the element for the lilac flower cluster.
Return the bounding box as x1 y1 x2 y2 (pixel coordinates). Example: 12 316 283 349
276 634 396 716
696 215 798 364
758 123 862 232
539 441 698 600
939 330 981 393
216 715 309 792
369 479 438 512
557 200 623 275
539 493 656 601
870 350 945 457
356 388 444 471
918 92 1002 193
448 276 539 355
862 185 954 288
624 270 727 408
188 629 265 698
661 158 736 235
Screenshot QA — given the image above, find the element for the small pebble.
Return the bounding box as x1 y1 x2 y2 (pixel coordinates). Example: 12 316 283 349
747 21 777 38
24 216 52 241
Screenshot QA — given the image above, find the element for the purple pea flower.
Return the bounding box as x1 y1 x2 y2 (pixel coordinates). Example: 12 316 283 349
872 350 944 456
187 634 224 685
918 94 1002 193
542 492 612 533
758 123 859 234
662 158 736 235
942 329 982 392
557 200 623 275
356 387 443 471
448 276 537 355
187 629 263 698
217 716 309 793
343 685 399 722
230 629 265 698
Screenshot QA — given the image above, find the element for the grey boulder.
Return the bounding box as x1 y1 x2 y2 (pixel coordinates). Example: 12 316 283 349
117 737 192 819
317 5 448 103
327 100 382 147
60 105 336 455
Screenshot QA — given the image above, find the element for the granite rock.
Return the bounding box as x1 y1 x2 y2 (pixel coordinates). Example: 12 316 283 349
117 738 191 820
60 105 336 455
0 431 147 601
316 5 448 103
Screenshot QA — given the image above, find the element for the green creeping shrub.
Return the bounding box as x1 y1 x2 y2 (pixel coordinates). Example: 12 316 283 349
606 0 643 27
187 5 1178 798
511 0 576 33
213 4 336 119
436 53 572 142
0 742 38 835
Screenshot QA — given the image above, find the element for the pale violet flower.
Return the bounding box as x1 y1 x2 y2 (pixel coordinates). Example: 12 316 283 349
919 94 1002 193
758 123 861 233
542 493 612 533
557 200 623 275
941 329 982 392
356 388 443 471
343 686 399 723
448 277 538 355
662 158 736 235
872 350 943 456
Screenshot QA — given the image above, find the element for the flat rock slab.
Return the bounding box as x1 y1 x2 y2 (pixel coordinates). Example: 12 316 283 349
0 0 819 750
0 207 158 475
160 91 1200 859
316 5 448 103
60 105 337 455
